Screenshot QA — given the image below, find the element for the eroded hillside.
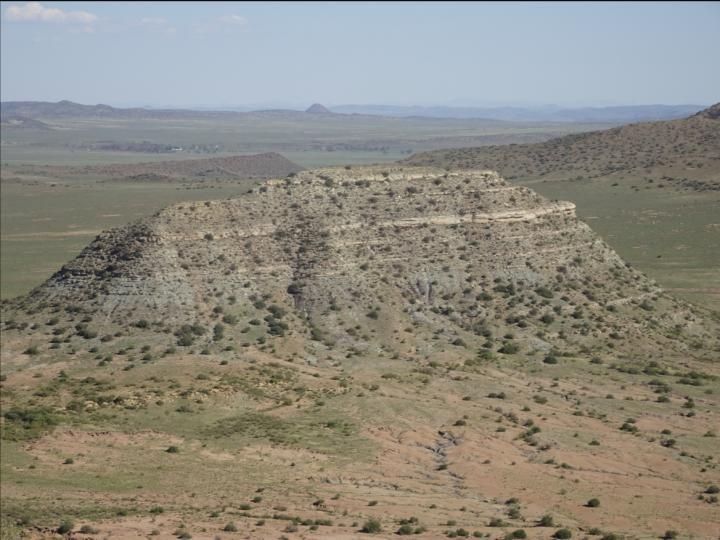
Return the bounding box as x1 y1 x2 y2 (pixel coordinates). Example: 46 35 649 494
1 167 719 539
406 104 720 192
14 166 716 359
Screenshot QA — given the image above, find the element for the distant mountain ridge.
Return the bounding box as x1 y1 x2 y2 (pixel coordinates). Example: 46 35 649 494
0 100 707 123
332 103 706 123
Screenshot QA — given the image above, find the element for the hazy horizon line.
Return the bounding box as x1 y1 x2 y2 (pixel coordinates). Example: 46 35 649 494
1 98 711 112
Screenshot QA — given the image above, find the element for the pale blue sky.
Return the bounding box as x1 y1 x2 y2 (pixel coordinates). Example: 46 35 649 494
1 1 718 108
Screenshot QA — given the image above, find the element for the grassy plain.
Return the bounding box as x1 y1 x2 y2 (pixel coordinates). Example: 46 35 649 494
1 113 608 165
522 176 720 310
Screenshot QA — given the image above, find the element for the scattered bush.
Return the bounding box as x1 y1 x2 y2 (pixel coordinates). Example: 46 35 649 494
360 518 382 533
538 514 554 527
554 529 572 539
57 520 74 534
397 524 415 535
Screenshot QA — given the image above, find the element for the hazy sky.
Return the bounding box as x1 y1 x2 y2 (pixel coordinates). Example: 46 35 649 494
1 1 718 108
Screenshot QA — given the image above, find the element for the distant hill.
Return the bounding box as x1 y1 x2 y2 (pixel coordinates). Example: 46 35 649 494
406 103 720 191
17 152 303 182
0 100 314 120
305 103 331 114
695 102 720 120
1 100 158 119
0 100 343 121
332 103 707 122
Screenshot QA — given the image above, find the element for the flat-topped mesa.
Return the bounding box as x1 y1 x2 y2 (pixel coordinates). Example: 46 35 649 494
20 166 706 356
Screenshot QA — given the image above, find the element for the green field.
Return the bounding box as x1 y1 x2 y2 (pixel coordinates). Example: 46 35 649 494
524 176 720 311
1 113 609 166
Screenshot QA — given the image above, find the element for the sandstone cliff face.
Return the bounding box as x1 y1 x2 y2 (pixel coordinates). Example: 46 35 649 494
20 166 713 356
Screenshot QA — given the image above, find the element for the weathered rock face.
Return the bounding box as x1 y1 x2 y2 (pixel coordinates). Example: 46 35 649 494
20 166 713 355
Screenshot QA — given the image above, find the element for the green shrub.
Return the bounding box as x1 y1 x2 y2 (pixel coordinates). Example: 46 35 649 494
554 529 572 539
2 406 58 440
223 523 238 532
213 324 224 341
538 514 554 527
397 524 414 535
57 520 74 534
535 286 554 298
222 314 238 325
360 519 381 533
586 498 600 508
499 342 520 354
